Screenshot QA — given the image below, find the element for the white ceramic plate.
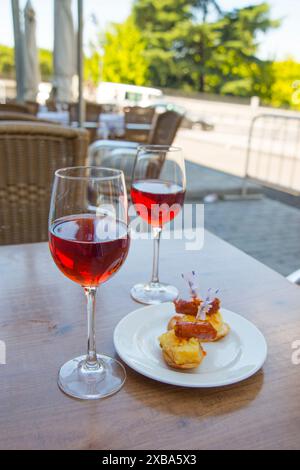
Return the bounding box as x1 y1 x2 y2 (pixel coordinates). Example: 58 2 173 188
113 302 267 388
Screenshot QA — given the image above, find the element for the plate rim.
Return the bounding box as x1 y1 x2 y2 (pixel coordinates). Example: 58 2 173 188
113 303 268 388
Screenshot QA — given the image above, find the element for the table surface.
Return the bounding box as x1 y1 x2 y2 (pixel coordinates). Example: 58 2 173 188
0 231 300 450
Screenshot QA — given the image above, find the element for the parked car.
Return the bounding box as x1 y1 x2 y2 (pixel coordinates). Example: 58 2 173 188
148 101 214 131
96 82 163 108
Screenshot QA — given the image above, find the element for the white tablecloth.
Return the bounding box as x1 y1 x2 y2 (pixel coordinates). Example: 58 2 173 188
98 113 125 139
37 111 70 125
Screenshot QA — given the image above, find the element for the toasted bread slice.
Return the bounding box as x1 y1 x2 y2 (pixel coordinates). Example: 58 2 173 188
159 329 205 370
162 350 204 369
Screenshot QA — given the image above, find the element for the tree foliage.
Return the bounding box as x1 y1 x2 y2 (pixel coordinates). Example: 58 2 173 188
0 45 15 78
133 0 279 97
269 58 300 110
1 0 300 110
133 0 194 87
84 48 102 86
102 16 148 85
38 49 53 80
0 45 52 80
194 4 278 98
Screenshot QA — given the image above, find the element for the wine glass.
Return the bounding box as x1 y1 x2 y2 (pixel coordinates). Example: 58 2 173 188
49 167 130 400
130 145 186 304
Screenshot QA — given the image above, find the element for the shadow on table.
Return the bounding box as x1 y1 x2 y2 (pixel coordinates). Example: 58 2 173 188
123 366 264 420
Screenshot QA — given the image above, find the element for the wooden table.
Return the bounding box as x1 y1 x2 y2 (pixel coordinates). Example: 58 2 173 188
0 231 300 450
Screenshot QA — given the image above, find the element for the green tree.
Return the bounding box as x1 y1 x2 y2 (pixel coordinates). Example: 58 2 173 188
192 0 222 91
102 16 148 85
0 45 15 78
133 0 195 87
0 45 52 81
39 48 53 80
269 58 300 110
133 0 279 98
84 49 102 86
194 0 222 21
200 3 278 98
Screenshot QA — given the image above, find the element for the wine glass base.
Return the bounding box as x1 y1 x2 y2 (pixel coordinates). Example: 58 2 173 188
58 354 126 400
131 282 178 305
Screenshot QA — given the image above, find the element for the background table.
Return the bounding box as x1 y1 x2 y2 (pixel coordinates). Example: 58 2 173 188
0 231 300 450
37 110 70 125
98 113 125 139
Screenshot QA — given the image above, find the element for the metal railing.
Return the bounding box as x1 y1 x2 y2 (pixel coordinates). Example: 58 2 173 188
243 113 300 196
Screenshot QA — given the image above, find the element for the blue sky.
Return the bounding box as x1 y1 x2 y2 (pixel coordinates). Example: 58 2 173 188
0 0 299 60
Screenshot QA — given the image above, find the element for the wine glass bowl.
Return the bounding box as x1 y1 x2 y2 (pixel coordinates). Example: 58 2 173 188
130 145 186 304
48 167 130 400
130 179 185 227
49 213 129 286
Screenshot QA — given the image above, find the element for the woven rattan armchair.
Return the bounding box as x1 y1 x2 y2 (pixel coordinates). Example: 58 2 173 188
0 122 89 245
0 103 31 114
45 99 58 111
123 106 155 143
89 140 139 192
25 101 39 116
69 102 102 123
149 110 183 145
0 112 61 125
124 106 155 124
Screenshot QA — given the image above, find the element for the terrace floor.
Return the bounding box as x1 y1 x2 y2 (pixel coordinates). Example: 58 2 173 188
185 161 300 277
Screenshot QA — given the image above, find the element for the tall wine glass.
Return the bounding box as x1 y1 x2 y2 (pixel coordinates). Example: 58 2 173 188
49 167 130 400
130 145 186 304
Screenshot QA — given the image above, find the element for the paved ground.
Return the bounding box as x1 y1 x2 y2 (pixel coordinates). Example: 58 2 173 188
204 197 300 277
170 93 300 194
184 161 300 277
185 160 261 200
168 95 300 278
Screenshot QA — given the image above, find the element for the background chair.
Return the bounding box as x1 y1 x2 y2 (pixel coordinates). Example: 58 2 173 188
24 101 39 116
69 102 102 143
0 122 89 245
89 140 168 192
89 140 138 191
0 112 61 125
123 106 155 143
45 99 59 111
124 106 155 124
0 103 31 114
69 102 102 123
149 110 184 145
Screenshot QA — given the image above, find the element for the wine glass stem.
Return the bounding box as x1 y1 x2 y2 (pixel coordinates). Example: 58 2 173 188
151 226 162 284
84 286 98 368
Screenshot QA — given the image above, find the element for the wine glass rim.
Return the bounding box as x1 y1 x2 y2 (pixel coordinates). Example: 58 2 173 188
54 166 124 181
137 145 182 153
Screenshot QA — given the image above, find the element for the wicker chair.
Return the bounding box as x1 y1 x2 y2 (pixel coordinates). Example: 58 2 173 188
69 102 102 123
124 106 155 124
0 112 61 126
89 139 166 192
25 101 39 116
89 140 139 192
123 106 155 143
0 122 89 245
69 102 102 143
148 110 183 145
0 103 31 114
45 99 58 112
